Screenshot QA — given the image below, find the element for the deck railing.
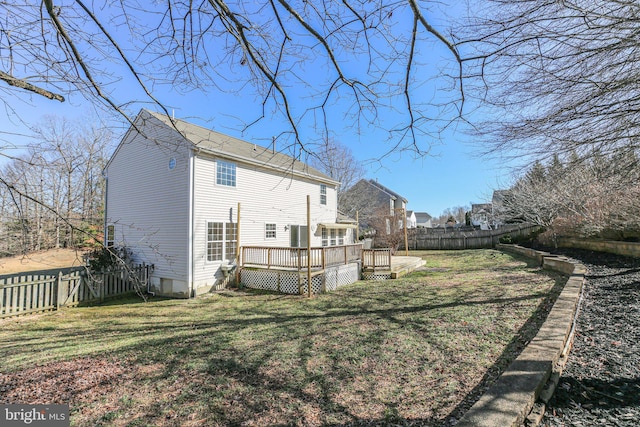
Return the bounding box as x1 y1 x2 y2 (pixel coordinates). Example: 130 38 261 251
362 248 392 269
241 244 363 270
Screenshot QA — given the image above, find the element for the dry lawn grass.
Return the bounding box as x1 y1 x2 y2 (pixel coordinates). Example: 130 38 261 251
0 250 566 426
0 249 87 275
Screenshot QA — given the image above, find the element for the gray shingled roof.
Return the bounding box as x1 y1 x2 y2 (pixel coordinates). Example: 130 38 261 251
144 110 338 184
365 179 408 203
415 212 432 221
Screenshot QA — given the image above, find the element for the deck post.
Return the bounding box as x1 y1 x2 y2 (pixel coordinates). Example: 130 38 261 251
236 202 241 284
307 195 312 298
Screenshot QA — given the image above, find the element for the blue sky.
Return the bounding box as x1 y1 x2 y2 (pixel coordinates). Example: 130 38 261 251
0 2 520 217
2 88 516 217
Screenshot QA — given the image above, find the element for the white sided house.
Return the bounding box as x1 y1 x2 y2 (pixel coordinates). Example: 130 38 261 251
105 110 357 297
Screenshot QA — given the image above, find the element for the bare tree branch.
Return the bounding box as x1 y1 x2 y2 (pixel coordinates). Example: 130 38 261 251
0 70 64 101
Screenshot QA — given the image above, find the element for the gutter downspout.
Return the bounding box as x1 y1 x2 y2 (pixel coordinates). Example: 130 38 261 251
102 170 109 250
188 150 196 298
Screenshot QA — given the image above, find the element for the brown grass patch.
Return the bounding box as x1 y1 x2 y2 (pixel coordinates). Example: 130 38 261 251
0 248 87 275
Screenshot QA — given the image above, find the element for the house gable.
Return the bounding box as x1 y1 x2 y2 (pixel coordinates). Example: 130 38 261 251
106 109 349 297
104 111 194 296
339 179 409 231
145 110 338 186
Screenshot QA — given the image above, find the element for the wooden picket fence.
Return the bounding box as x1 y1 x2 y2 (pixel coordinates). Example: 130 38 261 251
0 264 153 319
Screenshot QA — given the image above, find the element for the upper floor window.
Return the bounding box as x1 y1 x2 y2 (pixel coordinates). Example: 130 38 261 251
217 160 236 187
320 184 327 205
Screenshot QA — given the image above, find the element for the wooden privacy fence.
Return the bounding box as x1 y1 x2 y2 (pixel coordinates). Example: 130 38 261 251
0 264 153 319
409 224 540 250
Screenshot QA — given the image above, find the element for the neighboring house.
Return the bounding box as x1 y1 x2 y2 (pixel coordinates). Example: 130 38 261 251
471 203 493 230
104 109 354 298
491 190 513 227
406 210 417 229
340 179 408 232
414 212 433 228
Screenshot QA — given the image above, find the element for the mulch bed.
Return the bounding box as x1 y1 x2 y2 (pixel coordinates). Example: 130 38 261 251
539 248 640 426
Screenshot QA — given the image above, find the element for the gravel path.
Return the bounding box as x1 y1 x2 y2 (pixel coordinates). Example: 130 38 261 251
539 249 640 426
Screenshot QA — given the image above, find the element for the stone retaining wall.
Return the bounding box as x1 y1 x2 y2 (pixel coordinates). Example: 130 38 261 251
457 245 585 427
558 237 640 258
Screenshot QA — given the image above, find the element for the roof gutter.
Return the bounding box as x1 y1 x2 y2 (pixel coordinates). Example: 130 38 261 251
194 146 340 186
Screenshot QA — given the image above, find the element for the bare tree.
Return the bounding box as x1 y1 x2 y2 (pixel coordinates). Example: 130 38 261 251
495 154 640 243
0 116 112 255
367 205 405 253
1 1 464 158
497 165 564 243
307 138 365 206
461 0 640 166
435 205 469 227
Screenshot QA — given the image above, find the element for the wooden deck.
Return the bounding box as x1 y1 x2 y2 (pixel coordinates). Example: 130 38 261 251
389 256 425 278
361 255 425 280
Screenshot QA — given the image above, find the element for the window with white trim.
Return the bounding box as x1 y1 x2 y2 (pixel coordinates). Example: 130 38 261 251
207 222 223 261
320 184 327 205
330 229 337 246
322 228 328 246
338 229 345 245
225 222 238 261
265 223 277 239
216 160 236 187
207 222 237 262
106 225 115 247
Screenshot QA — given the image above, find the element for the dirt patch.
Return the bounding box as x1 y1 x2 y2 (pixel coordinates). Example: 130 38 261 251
0 249 88 275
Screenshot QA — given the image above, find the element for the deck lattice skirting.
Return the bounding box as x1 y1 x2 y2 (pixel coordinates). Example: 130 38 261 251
240 263 360 295
361 271 392 281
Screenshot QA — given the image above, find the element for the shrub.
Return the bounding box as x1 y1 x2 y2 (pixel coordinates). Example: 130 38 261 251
85 246 134 271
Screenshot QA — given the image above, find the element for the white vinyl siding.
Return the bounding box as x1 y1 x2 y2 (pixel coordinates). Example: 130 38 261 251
193 153 338 286
105 112 191 294
107 110 341 296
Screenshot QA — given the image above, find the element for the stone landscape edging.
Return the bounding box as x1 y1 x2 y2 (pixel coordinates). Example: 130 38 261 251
456 244 585 427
